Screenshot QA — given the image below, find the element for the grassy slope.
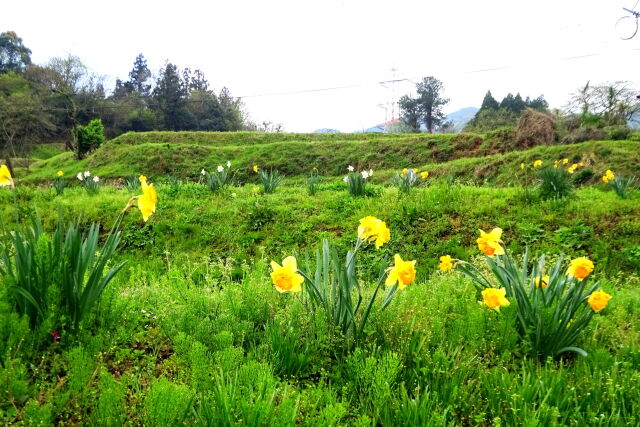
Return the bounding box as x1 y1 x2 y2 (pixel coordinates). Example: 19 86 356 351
19 131 640 185
2 181 640 425
4 181 639 278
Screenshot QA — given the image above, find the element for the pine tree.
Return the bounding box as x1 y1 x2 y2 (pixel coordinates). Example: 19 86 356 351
480 91 499 110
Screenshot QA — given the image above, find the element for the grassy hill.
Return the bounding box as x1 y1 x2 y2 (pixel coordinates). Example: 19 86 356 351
3 131 640 425
17 132 640 185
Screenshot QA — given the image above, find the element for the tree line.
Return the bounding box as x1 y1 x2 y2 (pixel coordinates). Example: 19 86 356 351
0 31 254 160
398 76 639 138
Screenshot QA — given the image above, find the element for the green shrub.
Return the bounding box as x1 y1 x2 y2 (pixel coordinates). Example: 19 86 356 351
561 127 606 144
75 119 105 158
605 125 631 141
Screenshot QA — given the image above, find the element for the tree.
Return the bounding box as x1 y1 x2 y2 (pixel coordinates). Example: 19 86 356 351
0 31 32 74
186 90 225 130
152 62 192 130
399 76 450 133
125 54 152 96
415 76 449 133
218 87 244 131
399 95 421 131
567 81 639 127
0 73 54 162
480 91 499 110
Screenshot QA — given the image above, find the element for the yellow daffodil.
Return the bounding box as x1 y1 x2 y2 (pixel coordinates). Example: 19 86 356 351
357 216 390 248
253 165 259 173
385 254 416 290
477 228 505 256
553 160 559 168
602 170 615 183
270 256 304 293
562 158 569 165
535 275 549 289
421 171 429 179
57 170 64 177
0 165 13 186
533 160 542 168
579 162 584 167
439 255 453 271
137 179 157 222
568 164 578 174
520 163 525 170
588 290 612 312
480 287 510 312
567 257 594 280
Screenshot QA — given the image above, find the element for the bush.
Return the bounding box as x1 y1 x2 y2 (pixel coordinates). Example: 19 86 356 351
561 127 606 145
515 108 556 149
605 125 631 141
75 119 105 158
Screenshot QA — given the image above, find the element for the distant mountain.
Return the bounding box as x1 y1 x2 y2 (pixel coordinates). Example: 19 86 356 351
313 128 341 133
446 107 479 133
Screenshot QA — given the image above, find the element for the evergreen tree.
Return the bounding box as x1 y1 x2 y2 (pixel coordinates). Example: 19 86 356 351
126 54 151 96
480 90 499 110
152 62 192 130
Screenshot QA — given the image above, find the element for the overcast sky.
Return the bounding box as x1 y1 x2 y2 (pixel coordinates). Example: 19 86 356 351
3 0 639 131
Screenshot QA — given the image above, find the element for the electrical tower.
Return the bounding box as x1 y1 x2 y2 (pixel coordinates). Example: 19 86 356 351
379 67 402 124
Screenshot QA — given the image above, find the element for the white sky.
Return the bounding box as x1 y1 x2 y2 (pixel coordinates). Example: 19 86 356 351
3 0 640 131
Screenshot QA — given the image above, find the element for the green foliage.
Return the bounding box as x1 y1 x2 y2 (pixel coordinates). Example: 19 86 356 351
537 166 574 200
609 175 638 199
53 176 66 195
307 168 321 195
204 164 232 192
258 168 283 194
75 119 105 158
345 171 369 197
297 238 396 346
606 125 631 141
458 251 606 358
0 31 32 74
391 168 426 194
143 378 194 426
0 215 125 332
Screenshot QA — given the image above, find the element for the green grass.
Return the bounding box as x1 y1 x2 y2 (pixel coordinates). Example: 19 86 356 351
2 132 640 425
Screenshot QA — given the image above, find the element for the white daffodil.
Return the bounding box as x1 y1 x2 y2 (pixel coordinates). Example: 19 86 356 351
226 160 231 168
361 171 369 179
369 169 373 176
343 176 349 183
84 171 91 177
201 169 206 175
347 165 354 172
93 176 100 183
77 172 84 181
217 165 224 172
